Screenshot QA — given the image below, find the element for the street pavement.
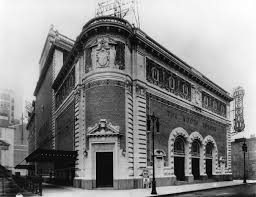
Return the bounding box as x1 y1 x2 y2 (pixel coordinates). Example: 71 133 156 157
3 180 256 197
171 183 256 197
15 180 255 197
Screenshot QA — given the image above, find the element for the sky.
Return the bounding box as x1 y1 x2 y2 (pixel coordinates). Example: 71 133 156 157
0 0 255 136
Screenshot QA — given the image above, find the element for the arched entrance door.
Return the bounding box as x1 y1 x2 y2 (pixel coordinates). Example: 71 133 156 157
174 136 185 181
205 142 213 178
191 140 201 180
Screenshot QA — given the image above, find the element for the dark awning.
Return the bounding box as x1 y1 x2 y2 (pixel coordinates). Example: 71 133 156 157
25 148 77 162
0 139 10 150
15 164 35 170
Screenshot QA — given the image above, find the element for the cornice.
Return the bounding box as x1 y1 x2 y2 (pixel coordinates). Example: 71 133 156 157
52 16 134 90
34 33 73 96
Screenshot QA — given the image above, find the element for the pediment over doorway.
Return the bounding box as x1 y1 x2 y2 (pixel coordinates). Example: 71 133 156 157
87 119 121 137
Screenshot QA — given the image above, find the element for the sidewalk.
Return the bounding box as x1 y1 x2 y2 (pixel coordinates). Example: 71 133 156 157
36 180 256 197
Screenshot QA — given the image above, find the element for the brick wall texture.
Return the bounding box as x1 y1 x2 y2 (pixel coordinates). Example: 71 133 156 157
148 96 227 161
85 85 125 149
55 101 75 151
35 63 53 149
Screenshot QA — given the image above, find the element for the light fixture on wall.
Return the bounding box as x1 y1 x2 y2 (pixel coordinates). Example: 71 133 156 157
83 149 88 157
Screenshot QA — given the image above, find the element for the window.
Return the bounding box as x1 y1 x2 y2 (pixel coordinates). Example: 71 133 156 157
183 84 188 95
169 77 175 89
206 142 213 158
174 136 185 155
221 105 225 114
213 100 217 110
152 67 159 81
191 140 200 157
204 96 208 106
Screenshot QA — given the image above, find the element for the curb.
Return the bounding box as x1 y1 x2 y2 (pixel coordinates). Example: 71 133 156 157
150 182 253 197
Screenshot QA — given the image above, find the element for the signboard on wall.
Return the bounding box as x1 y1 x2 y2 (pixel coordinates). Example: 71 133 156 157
233 86 245 133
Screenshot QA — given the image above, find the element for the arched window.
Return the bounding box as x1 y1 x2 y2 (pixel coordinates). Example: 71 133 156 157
152 67 159 81
169 77 175 90
191 140 200 157
206 142 213 158
174 136 185 155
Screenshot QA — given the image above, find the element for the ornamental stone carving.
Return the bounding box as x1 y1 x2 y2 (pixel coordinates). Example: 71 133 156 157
95 37 111 68
84 36 125 73
87 119 120 138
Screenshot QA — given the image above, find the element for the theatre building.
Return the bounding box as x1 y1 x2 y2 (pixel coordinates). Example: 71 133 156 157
29 16 233 189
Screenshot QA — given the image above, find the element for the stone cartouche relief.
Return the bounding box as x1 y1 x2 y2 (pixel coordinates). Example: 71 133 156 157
84 36 125 73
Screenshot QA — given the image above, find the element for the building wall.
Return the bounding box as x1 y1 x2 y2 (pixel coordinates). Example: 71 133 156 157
232 137 256 180
35 62 53 149
55 101 75 151
0 89 15 126
27 113 35 155
85 85 126 150
0 127 14 171
13 124 29 168
148 95 227 161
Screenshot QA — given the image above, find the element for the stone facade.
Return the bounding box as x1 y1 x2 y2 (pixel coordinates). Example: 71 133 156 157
34 16 233 189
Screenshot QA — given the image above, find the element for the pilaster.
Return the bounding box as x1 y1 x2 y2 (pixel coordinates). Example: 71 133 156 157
133 83 147 177
226 124 232 173
125 81 134 176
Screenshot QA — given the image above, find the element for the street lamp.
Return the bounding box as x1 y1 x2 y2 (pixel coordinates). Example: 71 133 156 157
242 138 247 183
147 112 160 195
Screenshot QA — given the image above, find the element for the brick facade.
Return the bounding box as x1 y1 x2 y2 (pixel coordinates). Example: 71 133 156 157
85 85 125 150
147 95 227 160
55 101 75 151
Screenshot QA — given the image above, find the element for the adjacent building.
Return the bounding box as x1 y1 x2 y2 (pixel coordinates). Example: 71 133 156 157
0 127 14 171
232 136 256 180
29 16 233 189
0 89 15 127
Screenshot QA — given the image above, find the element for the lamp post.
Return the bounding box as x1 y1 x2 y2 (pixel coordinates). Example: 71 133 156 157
147 112 159 195
242 138 247 183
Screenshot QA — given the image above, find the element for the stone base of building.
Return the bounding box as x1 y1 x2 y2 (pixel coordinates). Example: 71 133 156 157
185 175 194 182
73 178 135 190
212 174 233 181
73 174 232 190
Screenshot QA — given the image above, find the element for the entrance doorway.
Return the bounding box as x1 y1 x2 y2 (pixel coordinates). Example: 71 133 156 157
174 156 185 181
191 140 201 180
96 152 113 187
174 136 186 181
206 159 212 177
205 142 213 178
192 158 200 179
